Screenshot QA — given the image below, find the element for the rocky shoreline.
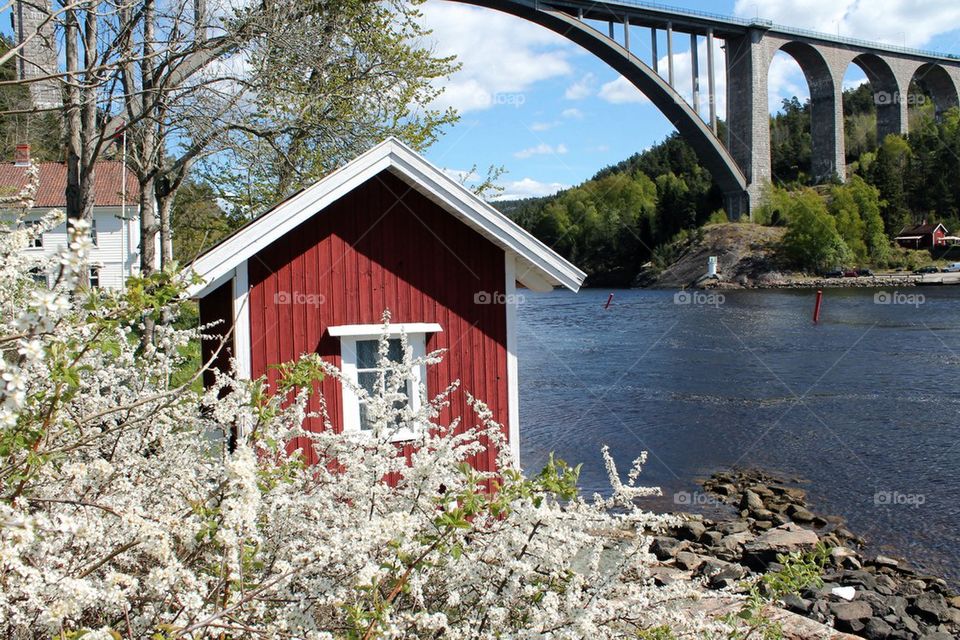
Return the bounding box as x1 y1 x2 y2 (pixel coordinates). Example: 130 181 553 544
697 275 920 290
657 469 958 639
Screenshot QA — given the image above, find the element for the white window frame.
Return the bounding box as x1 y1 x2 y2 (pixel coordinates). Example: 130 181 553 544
330 323 441 442
88 266 100 289
22 220 43 249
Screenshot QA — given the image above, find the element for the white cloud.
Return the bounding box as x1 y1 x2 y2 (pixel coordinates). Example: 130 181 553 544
419 1 575 114
561 108 584 119
768 53 810 112
598 76 649 104
490 178 569 201
733 0 960 48
564 73 596 100
530 120 559 132
514 143 568 159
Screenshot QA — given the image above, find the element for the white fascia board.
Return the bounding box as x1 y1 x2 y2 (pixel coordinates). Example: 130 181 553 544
187 138 586 299
328 323 443 338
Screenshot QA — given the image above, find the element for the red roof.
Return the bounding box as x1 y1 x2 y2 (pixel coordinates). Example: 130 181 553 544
0 161 139 208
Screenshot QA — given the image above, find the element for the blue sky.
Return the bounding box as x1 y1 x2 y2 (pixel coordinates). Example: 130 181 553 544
419 0 960 200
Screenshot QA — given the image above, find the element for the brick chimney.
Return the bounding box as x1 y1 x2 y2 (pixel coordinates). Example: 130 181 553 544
14 144 30 166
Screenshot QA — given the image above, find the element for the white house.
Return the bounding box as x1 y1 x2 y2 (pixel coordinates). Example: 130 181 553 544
0 146 142 290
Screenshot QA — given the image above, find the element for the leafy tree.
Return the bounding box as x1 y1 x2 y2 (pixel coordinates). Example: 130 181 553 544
171 180 242 264
867 134 913 235
779 188 852 271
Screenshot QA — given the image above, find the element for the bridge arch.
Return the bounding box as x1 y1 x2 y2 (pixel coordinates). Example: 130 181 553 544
769 41 842 182
911 63 960 120
446 0 749 216
848 54 902 142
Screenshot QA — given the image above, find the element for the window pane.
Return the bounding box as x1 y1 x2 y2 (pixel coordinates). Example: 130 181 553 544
359 402 373 431
356 338 402 368
357 371 379 396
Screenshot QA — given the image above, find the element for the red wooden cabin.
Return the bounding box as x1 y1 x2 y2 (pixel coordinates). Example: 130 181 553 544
189 138 585 471
895 222 948 250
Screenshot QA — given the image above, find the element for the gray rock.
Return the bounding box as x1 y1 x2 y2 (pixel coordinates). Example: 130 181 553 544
742 522 819 569
782 593 811 614
676 520 706 542
788 504 816 523
901 615 922 635
830 600 873 622
919 633 954 640
874 555 900 569
674 551 705 572
741 490 765 513
846 570 879 591
716 520 750 535
754 520 774 531
864 618 894 640
699 530 723 547
650 537 687 561
719 531 754 553
910 592 950 623
713 483 737 497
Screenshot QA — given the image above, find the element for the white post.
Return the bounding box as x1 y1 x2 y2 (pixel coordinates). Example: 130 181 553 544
121 129 127 289
504 252 521 468
651 27 659 73
691 33 701 114
667 22 675 87
707 28 718 134
623 16 630 51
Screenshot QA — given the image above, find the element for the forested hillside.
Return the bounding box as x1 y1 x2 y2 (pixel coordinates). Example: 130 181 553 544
496 83 960 283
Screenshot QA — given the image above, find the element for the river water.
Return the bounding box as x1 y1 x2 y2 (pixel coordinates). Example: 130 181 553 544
516 287 960 583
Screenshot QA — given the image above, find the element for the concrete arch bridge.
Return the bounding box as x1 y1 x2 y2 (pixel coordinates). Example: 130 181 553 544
450 0 960 217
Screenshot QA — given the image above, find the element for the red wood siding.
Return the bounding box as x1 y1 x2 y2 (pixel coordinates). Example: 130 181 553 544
198 280 234 390
245 171 509 472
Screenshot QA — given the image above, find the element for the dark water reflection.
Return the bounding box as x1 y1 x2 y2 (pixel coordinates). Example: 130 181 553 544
517 287 960 583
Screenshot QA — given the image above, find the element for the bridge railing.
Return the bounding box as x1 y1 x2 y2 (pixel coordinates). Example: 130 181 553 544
568 0 960 62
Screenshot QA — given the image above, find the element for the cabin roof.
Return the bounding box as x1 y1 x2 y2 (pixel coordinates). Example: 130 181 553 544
188 138 586 298
897 222 947 237
0 161 139 208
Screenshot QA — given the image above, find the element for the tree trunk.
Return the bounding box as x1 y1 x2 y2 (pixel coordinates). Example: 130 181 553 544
64 7 86 287
139 174 158 276
159 191 173 269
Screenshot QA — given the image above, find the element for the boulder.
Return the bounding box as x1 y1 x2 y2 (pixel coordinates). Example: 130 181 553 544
719 531 755 553
783 593 811 614
676 520 706 542
874 555 900 569
910 592 950 624
830 600 873 622
864 618 894 640
716 520 750 535
699 530 723 547
674 551 705 572
742 523 819 568
787 504 816 523
650 537 687 561
741 489 765 513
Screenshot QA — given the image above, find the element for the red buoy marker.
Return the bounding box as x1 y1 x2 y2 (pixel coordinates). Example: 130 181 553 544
813 289 824 323
604 293 614 309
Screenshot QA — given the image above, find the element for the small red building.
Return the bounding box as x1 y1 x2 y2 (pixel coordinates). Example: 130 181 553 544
895 222 948 250
189 138 585 470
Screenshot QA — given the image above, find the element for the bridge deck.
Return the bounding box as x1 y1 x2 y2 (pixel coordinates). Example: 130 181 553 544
547 0 960 64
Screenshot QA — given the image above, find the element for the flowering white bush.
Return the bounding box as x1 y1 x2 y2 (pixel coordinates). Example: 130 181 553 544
0 171 743 638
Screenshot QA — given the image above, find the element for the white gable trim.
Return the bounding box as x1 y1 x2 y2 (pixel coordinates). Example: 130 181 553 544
188 138 585 299
505 253 521 468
